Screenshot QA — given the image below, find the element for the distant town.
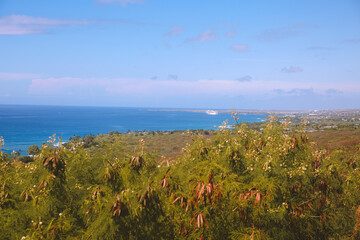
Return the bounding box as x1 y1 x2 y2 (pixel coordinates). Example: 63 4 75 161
149 108 360 130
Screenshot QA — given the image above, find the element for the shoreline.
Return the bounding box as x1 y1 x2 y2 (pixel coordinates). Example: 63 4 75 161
146 108 360 116
2 105 359 155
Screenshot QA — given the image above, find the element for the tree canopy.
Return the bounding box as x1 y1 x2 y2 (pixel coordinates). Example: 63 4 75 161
1 119 359 239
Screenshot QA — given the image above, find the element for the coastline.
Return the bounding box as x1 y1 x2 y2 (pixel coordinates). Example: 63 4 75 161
2 105 359 155
0 105 266 155
146 108 360 116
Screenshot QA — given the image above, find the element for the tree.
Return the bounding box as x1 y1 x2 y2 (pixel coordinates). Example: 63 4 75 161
27 145 40 156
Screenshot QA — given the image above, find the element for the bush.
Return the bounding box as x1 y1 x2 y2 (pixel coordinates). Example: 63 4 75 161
27 145 40 156
17 156 34 163
0 120 359 239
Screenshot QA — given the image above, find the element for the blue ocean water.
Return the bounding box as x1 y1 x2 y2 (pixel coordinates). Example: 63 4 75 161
0 105 267 154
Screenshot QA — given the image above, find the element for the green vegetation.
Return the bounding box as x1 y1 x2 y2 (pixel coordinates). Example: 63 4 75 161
309 129 360 152
27 145 41 156
1 119 360 239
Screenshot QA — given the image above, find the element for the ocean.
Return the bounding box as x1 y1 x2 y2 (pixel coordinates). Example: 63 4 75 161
0 105 267 154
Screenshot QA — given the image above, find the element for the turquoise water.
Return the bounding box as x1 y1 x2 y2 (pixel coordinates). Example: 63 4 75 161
0 105 267 154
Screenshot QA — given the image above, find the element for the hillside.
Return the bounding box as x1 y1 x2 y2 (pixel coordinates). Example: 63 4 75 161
1 119 360 239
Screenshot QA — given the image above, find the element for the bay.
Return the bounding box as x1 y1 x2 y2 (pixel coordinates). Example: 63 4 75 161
0 105 267 154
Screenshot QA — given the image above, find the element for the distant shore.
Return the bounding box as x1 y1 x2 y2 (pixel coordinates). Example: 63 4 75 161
146 108 360 116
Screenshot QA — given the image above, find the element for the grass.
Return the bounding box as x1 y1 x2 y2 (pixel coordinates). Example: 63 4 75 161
309 128 360 151
93 127 360 163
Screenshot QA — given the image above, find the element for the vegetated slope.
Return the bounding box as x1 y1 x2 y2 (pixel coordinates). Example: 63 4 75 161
309 129 360 152
1 120 360 239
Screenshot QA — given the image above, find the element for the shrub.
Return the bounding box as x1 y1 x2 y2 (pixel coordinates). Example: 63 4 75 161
0 120 359 239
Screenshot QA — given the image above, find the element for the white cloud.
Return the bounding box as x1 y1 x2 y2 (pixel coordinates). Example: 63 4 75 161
307 46 335 51
28 77 111 95
185 30 217 43
326 88 343 95
235 75 252 82
273 88 315 96
281 66 303 73
226 30 236 38
344 38 360 44
0 15 90 35
27 76 360 99
258 23 319 40
164 25 183 37
167 74 178 80
231 44 248 52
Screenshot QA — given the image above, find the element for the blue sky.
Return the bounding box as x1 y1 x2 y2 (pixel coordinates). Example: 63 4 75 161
0 0 359 110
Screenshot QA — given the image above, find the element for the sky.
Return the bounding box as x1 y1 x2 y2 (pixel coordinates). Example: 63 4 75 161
0 0 359 110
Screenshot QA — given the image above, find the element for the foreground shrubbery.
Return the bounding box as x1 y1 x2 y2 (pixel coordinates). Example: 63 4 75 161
1 119 360 239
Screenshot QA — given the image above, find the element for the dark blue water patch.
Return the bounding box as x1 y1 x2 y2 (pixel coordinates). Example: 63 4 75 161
0 105 267 154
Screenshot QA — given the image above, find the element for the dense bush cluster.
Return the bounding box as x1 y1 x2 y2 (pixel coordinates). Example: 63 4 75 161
1 119 360 239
